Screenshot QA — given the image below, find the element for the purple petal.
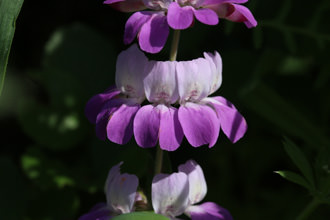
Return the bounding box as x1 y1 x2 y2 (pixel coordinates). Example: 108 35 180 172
78 203 110 220
143 60 178 104
185 202 233 220
167 2 194 30
178 103 220 148
105 163 139 214
95 99 126 140
152 173 190 217
178 160 207 204
222 3 257 28
158 105 183 151
115 44 149 99
202 0 248 5
209 96 247 143
85 86 120 124
104 0 147 13
193 8 219 26
124 12 152 45
138 13 169 53
106 102 140 145
133 105 161 148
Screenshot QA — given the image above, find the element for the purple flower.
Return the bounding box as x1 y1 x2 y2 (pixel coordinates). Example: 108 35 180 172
104 0 257 53
152 160 233 220
79 162 139 220
85 44 147 144
86 45 247 150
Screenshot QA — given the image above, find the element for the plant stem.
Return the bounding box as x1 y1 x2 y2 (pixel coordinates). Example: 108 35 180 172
154 147 163 175
154 30 181 175
169 30 181 61
296 198 321 220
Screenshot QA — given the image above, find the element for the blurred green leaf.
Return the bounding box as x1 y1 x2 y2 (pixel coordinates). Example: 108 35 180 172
283 138 315 189
0 0 24 96
275 170 310 190
112 212 170 220
241 83 330 147
21 147 75 189
253 27 263 49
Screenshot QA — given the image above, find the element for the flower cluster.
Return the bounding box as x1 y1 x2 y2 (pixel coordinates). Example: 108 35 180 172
104 0 257 53
85 44 247 151
79 160 232 220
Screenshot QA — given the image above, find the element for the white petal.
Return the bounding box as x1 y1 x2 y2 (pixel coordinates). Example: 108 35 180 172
203 51 222 94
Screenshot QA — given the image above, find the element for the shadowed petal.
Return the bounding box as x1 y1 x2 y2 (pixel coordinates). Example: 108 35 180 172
193 8 219 26
185 202 233 220
203 51 222 94
152 173 190 218
158 105 183 151
203 0 248 5
178 160 207 204
124 12 152 45
134 105 161 148
78 203 110 220
107 102 140 145
144 60 178 104
115 44 149 99
95 99 126 140
105 163 139 214
167 2 194 30
139 13 169 53
104 0 146 12
85 86 120 124
226 4 257 28
178 103 220 147
209 96 247 143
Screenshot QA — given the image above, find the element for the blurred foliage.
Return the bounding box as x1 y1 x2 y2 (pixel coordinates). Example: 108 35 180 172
1 0 330 219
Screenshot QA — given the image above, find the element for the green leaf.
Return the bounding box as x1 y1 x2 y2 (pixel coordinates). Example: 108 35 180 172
0 0 24 96
112 212 170 220
275 170 310 190
283 137 315 189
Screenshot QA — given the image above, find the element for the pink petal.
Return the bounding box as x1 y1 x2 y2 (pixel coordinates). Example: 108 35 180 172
105 162 139 214
104 0 147 13
178 103 220 148
158 105 183 151
193 8 219 26
85 86 120 124
221 3 257 28
178 160 207 204
143 60 179 104
202 0 248 5
124 12 153 45
138 13 169 53
177 58 213 102
167 2 194 30
185 202 233 220
106 102 140 145
115 44 148 99
152 173 190 217
203 51 222 94
133 105 161 148
209 96 247 143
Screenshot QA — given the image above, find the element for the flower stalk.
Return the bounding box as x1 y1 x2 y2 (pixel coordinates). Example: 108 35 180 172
169 30 181 61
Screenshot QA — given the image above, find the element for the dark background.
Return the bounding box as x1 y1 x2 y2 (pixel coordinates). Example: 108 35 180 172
1 0 330 219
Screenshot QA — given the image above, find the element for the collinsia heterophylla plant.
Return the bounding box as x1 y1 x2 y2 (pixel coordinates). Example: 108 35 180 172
85 45 247 150
104 0 257 53
81 0 257 219
80 160 233 220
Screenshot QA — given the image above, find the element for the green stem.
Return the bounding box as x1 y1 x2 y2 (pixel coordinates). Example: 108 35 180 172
154 147 163 175
154 30 181 175
296 198 321 220
169 30 181 61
